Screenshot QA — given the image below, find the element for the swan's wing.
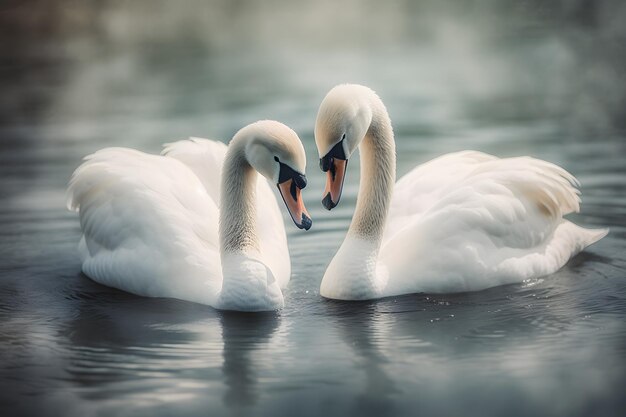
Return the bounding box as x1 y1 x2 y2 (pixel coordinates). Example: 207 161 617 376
67 147 222 305
162 138 290 287
381 151 607 294
384 151 497 239
162 137 228 203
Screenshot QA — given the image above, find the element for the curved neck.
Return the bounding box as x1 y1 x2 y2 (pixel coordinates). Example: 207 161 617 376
320 89 395 300
348 100 396 246
219 142 259 255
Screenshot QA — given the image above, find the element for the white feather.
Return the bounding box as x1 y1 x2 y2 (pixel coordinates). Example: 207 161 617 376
67 136 291 309
316 84 607 299
380 151 607 295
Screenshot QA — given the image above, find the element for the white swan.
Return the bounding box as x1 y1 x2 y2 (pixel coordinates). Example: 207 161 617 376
315 84 608 300
67 120 311 311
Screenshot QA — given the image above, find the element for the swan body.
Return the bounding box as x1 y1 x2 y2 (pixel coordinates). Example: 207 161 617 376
315 84 608 300
68 120 311 311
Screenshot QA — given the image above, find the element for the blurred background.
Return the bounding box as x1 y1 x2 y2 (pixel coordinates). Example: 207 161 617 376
2 0 626 143
1 1 625 416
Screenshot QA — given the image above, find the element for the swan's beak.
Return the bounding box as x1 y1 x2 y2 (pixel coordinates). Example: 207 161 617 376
277 179 312 230
319 138 348 210
321 158 348 210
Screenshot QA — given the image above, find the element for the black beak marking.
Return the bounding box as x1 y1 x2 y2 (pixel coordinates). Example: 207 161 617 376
322 192 337 210
319 138 346 173
300 213 312 230
290 180 297 200
329 160 337 181
276 157 307 191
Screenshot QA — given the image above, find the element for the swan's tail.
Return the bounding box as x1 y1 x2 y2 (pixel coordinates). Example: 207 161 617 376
580 227 609 247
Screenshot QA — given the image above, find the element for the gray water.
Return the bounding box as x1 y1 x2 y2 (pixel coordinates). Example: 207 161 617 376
1 1 625 416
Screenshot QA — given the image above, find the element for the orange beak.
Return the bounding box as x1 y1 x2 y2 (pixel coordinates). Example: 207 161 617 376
277 179 312 230
322 159 348 210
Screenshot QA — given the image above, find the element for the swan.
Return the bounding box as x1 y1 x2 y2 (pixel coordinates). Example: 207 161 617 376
314 84 608 300
67 120 311 311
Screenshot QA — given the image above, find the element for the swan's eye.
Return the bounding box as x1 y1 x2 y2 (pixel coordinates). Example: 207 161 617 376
341 133 346 140
274 156 280 162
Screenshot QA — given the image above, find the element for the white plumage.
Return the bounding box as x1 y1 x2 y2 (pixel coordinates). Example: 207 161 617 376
315 84 607 299
68 120 308 311
379 151 607 295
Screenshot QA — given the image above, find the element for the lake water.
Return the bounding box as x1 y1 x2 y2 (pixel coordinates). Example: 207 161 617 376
1 1 625 416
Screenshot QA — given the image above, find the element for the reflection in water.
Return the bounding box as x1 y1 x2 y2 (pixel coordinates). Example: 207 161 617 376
219 312 280 411
323 282 626 417
62 288 222 397
325 301 398 417
52 288 282 414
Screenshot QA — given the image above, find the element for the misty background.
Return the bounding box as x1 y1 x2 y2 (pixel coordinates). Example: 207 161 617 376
2 0 625 137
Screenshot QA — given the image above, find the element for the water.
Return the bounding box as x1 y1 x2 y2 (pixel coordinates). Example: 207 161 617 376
1 1 625 416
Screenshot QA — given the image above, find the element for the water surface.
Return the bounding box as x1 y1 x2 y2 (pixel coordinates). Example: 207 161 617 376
1 1 625 416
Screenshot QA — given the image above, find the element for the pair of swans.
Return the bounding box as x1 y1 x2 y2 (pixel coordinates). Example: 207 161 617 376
67 84 607 311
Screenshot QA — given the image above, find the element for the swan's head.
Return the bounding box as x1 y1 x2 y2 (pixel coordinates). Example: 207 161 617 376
238 120 312 230
315 84 374 210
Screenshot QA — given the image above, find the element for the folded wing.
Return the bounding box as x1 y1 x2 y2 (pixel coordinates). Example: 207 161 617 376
381 151 607 294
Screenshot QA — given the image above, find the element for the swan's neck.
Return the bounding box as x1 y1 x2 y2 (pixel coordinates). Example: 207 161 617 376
321 99 395 300
349 102 396 245
219 144 260 255
217 140 284 311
